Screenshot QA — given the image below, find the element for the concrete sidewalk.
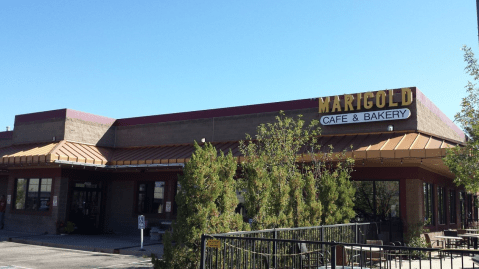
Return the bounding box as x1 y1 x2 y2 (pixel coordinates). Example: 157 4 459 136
0 229 164 257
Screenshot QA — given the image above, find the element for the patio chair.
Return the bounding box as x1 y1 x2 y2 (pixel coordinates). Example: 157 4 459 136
444 230 467 248
365 240 387 268
424 234 446 260
336 245 359 267
424 233 444 249
288 242 325 268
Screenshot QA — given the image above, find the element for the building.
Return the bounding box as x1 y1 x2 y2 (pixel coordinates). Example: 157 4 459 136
0 87 470 235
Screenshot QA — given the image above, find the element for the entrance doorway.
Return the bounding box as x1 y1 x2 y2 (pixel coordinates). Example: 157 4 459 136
70 182 103 234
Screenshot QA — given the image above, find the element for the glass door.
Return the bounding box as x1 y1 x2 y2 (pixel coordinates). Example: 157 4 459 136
70 182 102 234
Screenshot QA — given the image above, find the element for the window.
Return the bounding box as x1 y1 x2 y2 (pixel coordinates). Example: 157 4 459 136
460 191 466 226
437 187 446 225
15 178 52 211
449 190 456 224
137 181 165 214
353 181 400 221
424 183 434 225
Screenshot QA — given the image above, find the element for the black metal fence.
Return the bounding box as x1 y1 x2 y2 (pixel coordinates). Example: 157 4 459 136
201 235 479 269
209 222 378 245
200 222 478 269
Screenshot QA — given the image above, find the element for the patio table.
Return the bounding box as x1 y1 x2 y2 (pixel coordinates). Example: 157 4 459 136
458 233 479 249
435 235 464 249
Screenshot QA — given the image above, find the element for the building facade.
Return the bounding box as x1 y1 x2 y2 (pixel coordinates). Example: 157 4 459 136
0 87 471 235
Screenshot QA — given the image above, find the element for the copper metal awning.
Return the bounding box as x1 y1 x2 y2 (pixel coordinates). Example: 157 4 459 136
0 132 462 171
0 142 58 165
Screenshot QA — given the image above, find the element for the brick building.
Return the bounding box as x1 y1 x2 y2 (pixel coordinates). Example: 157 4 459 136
0 87 471 235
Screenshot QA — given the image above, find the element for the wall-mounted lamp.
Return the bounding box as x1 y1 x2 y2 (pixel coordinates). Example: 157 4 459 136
201 138 206 143
387 125 394 132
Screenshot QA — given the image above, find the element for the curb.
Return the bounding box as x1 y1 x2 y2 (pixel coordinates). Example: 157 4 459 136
8 237 118 254
3 236 164 258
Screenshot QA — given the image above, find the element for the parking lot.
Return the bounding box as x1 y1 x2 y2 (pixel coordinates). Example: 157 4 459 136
0 242 153 269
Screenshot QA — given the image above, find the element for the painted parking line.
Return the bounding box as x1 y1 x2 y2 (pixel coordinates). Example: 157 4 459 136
0 265 31 269
93 260 152 269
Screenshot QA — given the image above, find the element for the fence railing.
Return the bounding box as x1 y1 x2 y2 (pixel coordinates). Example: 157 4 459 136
200 235 479 269
210 222 378 244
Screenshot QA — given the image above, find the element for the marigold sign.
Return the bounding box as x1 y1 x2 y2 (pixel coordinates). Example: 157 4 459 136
318 88 413 113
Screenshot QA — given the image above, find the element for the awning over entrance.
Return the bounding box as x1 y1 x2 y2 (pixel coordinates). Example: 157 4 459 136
48 141 112 165
0 132 462 176
0 142 58 165
313 132 458 159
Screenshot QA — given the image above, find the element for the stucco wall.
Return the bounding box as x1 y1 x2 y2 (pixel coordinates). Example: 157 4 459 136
104 180 136 234
114 105 419 147
405 178 423 226
13 119 65 145
415 90 465 142
64 118 115 147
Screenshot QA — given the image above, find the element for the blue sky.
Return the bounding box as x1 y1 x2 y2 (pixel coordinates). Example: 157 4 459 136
0 1 477 130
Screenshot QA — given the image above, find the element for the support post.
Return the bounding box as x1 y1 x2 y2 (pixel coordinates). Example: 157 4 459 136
331 241 336 269
273 228 277 268
200 234 206 269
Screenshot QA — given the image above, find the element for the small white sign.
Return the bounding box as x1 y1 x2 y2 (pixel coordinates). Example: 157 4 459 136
6 195 11 205
320 108 411 126
165 201 171 212
53 196 58 207
138 215 146 229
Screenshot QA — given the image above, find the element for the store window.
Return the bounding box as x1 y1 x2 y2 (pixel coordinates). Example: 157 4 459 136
460 191 466 227
437 186 446 225
353 181 399 221
449 190 456 224
15 178 52 211
424 183 434 225
137 181 165 214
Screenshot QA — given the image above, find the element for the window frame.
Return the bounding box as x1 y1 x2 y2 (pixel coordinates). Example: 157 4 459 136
449 190 456 224
437 186 446 225
424 182 434 226
13 177 53 214
135 180 167 217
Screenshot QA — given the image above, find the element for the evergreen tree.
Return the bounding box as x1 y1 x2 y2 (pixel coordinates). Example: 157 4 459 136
240 112 355 229
153 142 246 269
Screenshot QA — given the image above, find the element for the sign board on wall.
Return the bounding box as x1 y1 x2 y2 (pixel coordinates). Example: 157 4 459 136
53 196 58 207
320 108 411 126
6 195 10 205
138 215 146 229
165 201 171 212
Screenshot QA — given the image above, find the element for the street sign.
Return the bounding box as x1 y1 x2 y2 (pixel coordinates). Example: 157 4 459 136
207 239 221 248
138 215 145 229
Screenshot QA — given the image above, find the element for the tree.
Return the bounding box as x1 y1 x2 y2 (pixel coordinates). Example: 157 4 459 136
239 111 355 229
444 46 479 192
153 142 247 269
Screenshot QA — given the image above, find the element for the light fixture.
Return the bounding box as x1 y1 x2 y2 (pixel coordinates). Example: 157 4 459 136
381 158 383 164
421 158 423 165
387 125 394 132
201 138 206 143
401 159 403 165
362 160 365 166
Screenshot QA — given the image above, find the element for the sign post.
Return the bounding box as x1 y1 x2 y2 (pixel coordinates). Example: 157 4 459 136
138 215 146 251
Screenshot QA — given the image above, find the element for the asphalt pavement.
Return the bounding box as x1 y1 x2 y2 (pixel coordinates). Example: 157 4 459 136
0 241 153 269
0 229 164 257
